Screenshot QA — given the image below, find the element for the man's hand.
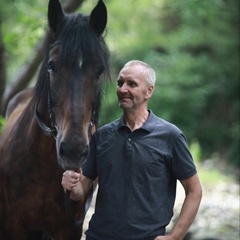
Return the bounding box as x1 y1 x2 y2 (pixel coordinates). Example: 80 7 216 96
61 169 93 201
62 170 82 191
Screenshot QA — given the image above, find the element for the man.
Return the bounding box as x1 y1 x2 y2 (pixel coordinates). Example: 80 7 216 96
62 60 202 240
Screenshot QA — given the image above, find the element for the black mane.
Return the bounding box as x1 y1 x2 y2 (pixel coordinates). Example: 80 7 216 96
57 14 109 69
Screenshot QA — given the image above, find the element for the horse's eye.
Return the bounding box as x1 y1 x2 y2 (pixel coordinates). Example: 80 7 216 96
48 61 56 73
98 73 103 80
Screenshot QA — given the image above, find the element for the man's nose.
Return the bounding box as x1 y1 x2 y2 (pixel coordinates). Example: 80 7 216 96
119 83 128 93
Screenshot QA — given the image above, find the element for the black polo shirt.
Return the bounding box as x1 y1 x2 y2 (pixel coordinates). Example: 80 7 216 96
83 110 197 240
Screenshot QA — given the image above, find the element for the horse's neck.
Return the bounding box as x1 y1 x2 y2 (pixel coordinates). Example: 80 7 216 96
3 98 55 155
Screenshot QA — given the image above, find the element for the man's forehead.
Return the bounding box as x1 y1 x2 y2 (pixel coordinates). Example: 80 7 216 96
118 65 143 79
117 72 137 82
122 64 144 72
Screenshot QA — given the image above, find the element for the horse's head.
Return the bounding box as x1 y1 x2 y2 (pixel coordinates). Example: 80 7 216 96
36 0 109 170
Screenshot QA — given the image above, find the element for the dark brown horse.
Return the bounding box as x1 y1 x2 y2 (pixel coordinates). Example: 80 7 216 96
0 0 109 239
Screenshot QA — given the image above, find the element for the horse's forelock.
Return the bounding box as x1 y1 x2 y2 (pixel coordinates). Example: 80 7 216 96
59 14 109 73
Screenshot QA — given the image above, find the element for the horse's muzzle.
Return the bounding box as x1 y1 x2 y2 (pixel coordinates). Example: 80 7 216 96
58 140 89 170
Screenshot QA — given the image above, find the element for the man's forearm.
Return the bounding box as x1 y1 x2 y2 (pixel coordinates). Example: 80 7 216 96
70 183 86 201
70 175 93 201
169 188 202 240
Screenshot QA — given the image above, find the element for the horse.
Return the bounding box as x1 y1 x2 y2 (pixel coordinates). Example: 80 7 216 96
0 0 109 239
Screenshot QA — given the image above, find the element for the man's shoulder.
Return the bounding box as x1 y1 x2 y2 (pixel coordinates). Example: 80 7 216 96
151 113 182 137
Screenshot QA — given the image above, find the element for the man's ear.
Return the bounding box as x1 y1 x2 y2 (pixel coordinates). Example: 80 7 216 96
146 85 154 99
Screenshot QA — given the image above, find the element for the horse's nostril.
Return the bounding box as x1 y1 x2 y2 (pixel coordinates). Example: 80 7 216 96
59 141 88 160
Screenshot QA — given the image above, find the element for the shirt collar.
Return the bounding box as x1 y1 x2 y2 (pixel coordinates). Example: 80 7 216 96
118 110 157 133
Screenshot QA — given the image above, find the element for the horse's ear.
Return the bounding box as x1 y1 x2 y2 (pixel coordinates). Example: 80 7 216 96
89 0 107 36
48 0 64 33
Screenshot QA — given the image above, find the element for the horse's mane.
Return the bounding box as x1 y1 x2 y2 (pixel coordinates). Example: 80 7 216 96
59 14 109 69
33 12 110 125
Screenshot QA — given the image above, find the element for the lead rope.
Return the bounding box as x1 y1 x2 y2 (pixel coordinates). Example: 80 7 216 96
65 185 94 226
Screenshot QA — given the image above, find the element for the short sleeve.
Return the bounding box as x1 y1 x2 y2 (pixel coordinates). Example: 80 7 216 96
171 133 197 180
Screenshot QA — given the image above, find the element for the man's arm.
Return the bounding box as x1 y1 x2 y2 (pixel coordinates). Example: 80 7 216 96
155 173 202 240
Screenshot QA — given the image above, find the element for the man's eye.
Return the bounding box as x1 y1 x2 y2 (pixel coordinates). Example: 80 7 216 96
117 81 123 87
128 82 137 87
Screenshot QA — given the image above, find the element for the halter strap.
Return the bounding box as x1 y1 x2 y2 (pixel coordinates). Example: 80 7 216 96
35 73 57 138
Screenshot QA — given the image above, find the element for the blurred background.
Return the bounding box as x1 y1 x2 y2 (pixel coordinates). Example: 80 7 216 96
0 0 239 239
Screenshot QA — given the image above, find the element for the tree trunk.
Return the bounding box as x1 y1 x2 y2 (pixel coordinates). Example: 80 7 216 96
0 18 6 113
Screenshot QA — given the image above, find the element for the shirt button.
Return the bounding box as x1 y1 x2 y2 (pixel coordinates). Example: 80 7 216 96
128 138 131 141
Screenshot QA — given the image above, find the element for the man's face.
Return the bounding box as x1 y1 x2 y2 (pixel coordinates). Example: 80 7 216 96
116 65 153 111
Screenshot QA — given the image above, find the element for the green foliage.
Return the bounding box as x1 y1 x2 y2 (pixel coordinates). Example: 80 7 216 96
189 140 202 164
199 164 234 188
0 116 5 134
1 0 47 80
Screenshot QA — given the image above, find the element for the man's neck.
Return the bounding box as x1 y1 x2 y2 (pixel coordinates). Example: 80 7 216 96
123 109 149 131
